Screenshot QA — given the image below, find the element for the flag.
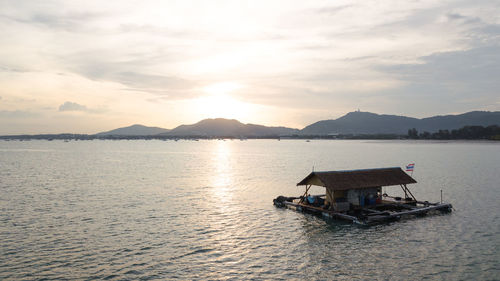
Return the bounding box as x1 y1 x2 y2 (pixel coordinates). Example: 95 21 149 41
406 163 415 172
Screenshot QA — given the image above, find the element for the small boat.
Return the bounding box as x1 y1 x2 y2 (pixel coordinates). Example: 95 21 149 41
273 167 452 225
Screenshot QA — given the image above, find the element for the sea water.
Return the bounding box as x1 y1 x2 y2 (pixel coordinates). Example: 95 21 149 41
0 139 499 280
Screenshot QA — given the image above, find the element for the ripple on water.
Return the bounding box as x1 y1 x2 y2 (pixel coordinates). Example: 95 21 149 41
0 140 499 280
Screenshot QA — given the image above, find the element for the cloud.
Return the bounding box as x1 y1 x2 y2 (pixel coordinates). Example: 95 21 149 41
117 24 199 38
56 47 199 99
0 3 108 32
0 109 41 118
104 72 195 92
0 0 499 132
29 12 105 31
0 65 29 73
76 68 198 98
314 5 353 16
379 46 500 87
371 45 500 116
58 101 88 112
57 101 108 114
446 13 481 25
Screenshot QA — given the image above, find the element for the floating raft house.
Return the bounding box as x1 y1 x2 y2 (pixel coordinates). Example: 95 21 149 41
274 167 452 225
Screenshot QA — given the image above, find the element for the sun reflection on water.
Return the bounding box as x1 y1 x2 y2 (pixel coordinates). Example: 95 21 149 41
209 141 234 202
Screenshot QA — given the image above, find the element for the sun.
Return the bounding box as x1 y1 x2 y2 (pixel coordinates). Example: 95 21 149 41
194 82 252 120
195 94 250 120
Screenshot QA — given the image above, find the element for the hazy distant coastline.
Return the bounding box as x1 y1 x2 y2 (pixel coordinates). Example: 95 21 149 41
2 110 500 140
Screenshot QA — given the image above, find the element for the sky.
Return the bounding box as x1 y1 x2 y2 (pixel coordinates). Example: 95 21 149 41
0 0 499 134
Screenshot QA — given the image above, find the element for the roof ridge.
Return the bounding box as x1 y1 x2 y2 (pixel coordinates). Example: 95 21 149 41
314 167 401 173
297 167 416 189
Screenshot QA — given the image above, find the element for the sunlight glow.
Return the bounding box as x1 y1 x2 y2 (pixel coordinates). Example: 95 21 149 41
194 82 252 120
203 82 243 95
194 94 251 120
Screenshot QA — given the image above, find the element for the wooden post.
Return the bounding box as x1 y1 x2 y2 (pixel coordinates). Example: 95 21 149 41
403 184 417 201
300 185 311 203
400 184 408 198
331 189 337 211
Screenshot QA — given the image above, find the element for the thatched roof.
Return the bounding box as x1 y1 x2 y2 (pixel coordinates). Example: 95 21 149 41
297 167 416 191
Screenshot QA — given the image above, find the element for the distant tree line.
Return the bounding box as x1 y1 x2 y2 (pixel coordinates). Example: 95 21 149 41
407 125 500 140
2 125 499 140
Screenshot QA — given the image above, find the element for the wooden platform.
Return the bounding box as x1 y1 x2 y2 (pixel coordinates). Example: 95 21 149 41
277 199 452 225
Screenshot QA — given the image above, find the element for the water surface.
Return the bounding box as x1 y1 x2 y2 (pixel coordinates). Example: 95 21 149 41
0 140 499 280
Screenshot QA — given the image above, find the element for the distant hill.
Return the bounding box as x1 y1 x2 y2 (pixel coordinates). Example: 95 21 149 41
97 124 170 136
419 111 500 132
94 111 500 138
162 118 299 137
300 111 500 135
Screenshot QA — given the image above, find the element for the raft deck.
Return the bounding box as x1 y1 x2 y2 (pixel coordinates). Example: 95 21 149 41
277 198 452 225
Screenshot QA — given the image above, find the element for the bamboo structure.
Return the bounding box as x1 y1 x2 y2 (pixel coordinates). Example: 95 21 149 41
273 167 453 225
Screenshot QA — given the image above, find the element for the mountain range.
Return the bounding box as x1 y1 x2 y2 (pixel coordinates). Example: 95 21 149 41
97 124 170 136
301 111 500 135
97 111 500 137
161 118 299 137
